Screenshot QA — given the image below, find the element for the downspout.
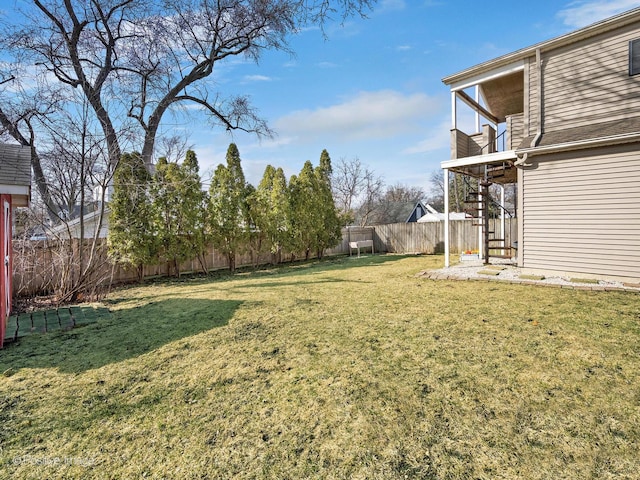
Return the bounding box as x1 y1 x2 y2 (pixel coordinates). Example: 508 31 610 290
515 48 543 167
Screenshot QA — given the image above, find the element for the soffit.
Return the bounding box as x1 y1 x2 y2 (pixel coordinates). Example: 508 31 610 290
479 71 524 123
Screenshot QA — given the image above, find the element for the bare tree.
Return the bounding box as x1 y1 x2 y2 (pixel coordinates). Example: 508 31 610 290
35 96 114 302
0 66 63 220
428 170 473 213
156 135 194 165
4 0 375 173
355 171 384 226
383 183 425 203
331 156 385 226
1 0 376 299
332 156 364 214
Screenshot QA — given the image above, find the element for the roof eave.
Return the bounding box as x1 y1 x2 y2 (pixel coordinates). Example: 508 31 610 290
516 132 640 157
0 184 30 207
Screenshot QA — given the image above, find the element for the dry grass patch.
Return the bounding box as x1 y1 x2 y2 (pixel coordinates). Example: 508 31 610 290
1 254 639 479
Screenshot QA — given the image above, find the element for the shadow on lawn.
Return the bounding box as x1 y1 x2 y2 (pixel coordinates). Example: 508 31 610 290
0 298 240 374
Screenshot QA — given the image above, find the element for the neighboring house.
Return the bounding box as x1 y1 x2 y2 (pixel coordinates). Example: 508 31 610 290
360 201 425 225
417 211 469 223
47 207 110 240
407 201 471 222
35 182 112 240
406 201 430 222
387 200 448 223
0 143 31 347
414 201 469 222
440 7 640 283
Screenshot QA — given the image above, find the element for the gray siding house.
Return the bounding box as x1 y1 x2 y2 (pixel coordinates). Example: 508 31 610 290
441 7 640 283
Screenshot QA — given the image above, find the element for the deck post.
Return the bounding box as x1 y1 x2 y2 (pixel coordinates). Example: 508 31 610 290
500 185 506 255
444 168 450 267
478 189 483 260
451 91 457 130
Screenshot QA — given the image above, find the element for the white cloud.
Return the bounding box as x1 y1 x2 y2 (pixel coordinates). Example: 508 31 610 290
556 0 639 28
245 135 294 150
377 0 406 13
396 45 412 51
274 90 445 143
317 61 338 69
402 118 451 155
243 74 272 82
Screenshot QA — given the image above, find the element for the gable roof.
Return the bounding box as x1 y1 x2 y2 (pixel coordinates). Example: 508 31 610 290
0 143 31 206
0 143 31 187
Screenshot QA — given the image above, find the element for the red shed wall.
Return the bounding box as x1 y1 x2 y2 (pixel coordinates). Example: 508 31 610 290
1 194 12 348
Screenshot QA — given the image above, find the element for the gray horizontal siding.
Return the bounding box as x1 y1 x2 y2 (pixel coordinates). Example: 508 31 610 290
507 113 524 150
522 144 640 280
541 21 640 132
525 57 537 138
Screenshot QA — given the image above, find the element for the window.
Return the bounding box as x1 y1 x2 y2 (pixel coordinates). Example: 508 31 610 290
629 39 640 76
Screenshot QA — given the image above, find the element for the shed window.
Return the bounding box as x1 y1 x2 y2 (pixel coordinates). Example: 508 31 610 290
630 39 640 76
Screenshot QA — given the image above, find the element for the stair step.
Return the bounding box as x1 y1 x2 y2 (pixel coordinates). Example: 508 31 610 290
487 238 506 243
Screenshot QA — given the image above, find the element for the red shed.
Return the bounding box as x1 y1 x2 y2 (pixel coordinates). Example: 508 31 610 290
0 144 31 348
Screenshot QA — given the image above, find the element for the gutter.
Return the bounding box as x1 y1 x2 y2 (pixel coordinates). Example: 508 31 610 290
516 131 640 158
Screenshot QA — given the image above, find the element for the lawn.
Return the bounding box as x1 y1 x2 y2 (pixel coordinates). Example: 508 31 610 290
1 254 639 479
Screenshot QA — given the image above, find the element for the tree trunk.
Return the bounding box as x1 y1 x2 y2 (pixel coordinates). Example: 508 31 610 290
197 252 208 275
173 258 180 277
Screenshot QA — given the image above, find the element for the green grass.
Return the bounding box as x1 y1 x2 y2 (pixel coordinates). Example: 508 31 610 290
1 254 639 479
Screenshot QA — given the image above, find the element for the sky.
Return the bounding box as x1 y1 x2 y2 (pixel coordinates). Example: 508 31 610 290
5 0 639 196
180 0 640 194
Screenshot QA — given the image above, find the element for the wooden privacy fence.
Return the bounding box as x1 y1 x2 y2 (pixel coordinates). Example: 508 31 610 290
373 218 517 255
12 220 516 297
